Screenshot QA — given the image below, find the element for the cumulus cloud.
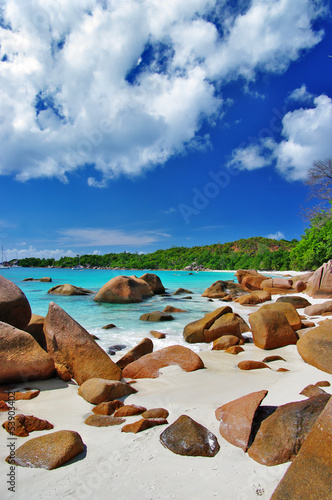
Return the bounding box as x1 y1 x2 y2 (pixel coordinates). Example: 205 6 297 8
266 231 285 240
4 245 77 260
58 228 169 246
287 84 314 103
0 0 326 184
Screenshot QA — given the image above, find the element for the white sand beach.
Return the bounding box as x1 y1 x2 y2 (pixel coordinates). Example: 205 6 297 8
1 290 331 500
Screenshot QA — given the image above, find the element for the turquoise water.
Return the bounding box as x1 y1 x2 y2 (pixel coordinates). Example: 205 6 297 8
1 268 237 353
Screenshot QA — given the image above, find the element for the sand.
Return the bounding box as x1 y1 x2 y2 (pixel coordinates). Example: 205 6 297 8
1 288 331 500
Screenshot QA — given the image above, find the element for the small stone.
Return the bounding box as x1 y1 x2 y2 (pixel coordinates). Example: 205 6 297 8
122 418 167 433
114 405 147 417
315 380 331 387
225 346 244 355
300 384 328 397
150 330 166 339
84 415 125 427
92 400 124 415
238 361 270 371
2 414 54 437
102 324 117 329
142 408 169 419
0 387 40 401
262 356 286 363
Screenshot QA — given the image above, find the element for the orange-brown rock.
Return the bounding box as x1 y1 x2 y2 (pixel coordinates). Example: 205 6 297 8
54 363 72 382
248 394 331 466
44 302 122 385
84 415 125 426
24 314 47 350
242 275 268 291
258 302 302 331
297 320 332 374
238 361 270 370
249 309 298 350
122 418 168 433
142 408 169 419
262 287 296 295
0 387 40 401
216 390 268 451
2 414 54 437
276 368 289 372
94 275 153 304
160 415 220 457
294 280 306 292
139 311 174 322
316 380 331 387
300 384 328 397
172 288 193 295
116 338 153 370
301 320 316 328
234 294 261 305
212 334 244 350
138 273 165 294
271 397 332 500
78 378 137 405
204 313 246 343
0 401 10 411
47 284 93 295
0 275 31 330
114 404 146 417
260 278 293 290
305 260 332 297
262 355 286 363
225 345 244 355
150 330 166 339
183 306 232 343
202 281 227 298
92 400 124 415
0 322 55 384
6 430 85 469
251 290 272 302
276 295 311 309
163 305 187 313
304 300 332 316
236 270 267 285
122 345 204 379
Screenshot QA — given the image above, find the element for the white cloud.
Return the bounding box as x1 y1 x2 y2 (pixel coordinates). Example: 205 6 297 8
4 245 77 260
287 84 314 103
266 231 285 240
0 0 326 184
58 227 168 246
227 141 275 171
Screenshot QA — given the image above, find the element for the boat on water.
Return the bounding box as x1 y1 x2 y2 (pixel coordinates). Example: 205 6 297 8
0 246 10 269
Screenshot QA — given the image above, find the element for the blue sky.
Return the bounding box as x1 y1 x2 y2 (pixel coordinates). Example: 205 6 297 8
0 0 332 260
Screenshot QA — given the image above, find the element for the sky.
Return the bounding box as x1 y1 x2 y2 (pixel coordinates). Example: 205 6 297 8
0 0 332 260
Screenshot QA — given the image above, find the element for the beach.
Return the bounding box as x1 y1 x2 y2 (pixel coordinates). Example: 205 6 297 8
1 271 331 499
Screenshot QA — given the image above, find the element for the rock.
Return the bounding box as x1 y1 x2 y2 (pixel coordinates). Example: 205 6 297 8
47 284 94 295
277 368 289 372
162 305 187 313
276 296 311 309
238 361 270 370
248 394 331 466
202 281 228 298
92 400 124 415
0 387 40 401
258 302 302 331
297 320 332 374
290 272 314 287
300 385 328 397
139 311 174 322
249 290 272 303
6 430 85 470
172 288 193 295
249 309 298 350
150 330 166 339
94 275 153 304
262 286 296 295
78 378 137 405
0 275 31 330
242 275 268 291
183 306 232 343
0 322 55 384
260 278 293 290
204 313 246 343
312 289 332 299
212 335 244 350
160 415 220 457
225 345 244 354
271 397 332 500
116 338 153 370
2 414 54 437
294 280 306 292
84 415 125 427
139 273 165 294
304 300 332 316
23 277 52 282
122 418 168 433
216 390 268 451
122 345 204 379
301 320 316 328
142 408 169 419
306 260 332 297
236 270 267 285
44 302 122 385
316 380 331 387
0 401 10 411
54 363 72 382
261 355 286 363
234 294 261 305
102 324 117 330
24 314 47 350
114 405 146 417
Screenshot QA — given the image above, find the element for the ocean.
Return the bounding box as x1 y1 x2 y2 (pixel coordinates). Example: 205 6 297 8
1 267 240 354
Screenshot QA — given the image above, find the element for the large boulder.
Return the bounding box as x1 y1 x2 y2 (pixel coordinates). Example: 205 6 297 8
160 415 220 457
216 390 268 451
47 284 93 296
139 273 165 294
271 397 332 500
24 314 46 350
306 260 332 297
0 275 31 330
204 313 246 343
249 309 298 350
0 321 55 384
260 278 293 290
116 338 153 370
6 430 85 469
297 320 332 374
304 300 332 316
242 275 269 291
94 275 153 304
183 306 242 344
44 302 122 385
122 345 204 379
276 295 311 309
248 394 331 466
78 378 137 404
236 270 267 285
202 281 228 298
258 302 302 331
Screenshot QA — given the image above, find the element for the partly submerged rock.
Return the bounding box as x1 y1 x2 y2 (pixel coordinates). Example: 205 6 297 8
47 284 94 295
139 273 165 294
94 275 153 304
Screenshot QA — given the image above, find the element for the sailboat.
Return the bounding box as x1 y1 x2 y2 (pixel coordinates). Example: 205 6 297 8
0 246 10 269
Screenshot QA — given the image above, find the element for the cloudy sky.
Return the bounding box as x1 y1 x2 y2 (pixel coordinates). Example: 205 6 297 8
0 0 331 260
